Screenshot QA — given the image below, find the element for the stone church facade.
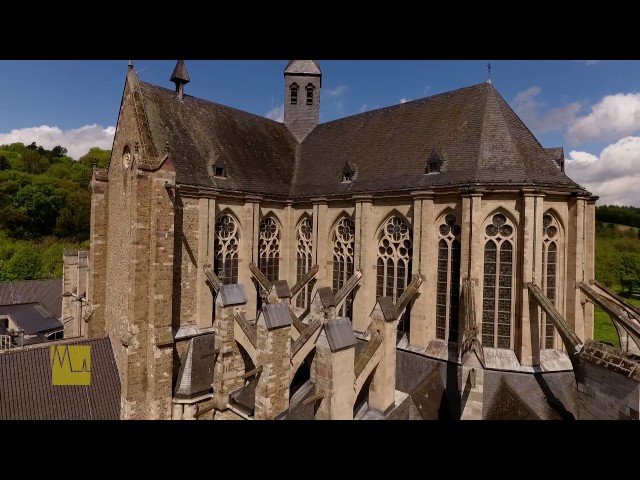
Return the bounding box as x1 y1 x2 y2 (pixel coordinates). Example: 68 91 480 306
84 60 605 420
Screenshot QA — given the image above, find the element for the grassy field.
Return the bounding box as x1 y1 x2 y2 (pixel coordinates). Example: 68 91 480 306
612 223 639 233
593 295 640 348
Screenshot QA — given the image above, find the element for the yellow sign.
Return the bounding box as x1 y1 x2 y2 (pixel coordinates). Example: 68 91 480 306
50 345 91 386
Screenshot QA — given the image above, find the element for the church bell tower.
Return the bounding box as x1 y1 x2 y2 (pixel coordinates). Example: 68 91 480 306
283 60 322 141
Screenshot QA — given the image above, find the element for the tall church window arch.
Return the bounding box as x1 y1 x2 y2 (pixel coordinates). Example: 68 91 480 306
435 213 462 342
296 216 313 309
376 215 413 331
290 82 299 105
332 216 355 319
306 83 315 105
214 213 240 285
482 212 516 349
258 216 281 283
542 212 561 349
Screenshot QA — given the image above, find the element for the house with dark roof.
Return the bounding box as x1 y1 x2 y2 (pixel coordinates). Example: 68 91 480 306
0 336 120 420
0 279 64 350
82 60 608 420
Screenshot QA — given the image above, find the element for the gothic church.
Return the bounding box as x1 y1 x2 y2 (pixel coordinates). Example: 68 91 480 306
80 60 617 420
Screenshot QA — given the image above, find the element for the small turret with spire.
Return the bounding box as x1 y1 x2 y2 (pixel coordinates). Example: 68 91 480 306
170 60 191 101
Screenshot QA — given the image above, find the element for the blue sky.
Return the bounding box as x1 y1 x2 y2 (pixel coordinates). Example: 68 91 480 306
1 60 640 206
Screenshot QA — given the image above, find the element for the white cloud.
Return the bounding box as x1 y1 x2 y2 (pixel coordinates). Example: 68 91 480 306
266 104 284 123
0 124 115 160
577 60 600 66
400 98 410 104
359 104 379 114
423 85 431 96
512 86 582 134
566 93 640 145
324 85 349 98
324 85 349 113
565 136 640 206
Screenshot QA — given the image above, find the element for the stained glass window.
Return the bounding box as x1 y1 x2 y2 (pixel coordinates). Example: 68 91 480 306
332 217 355 318
376 216 412 331
214 214 239 284
258 217 280 283
435 213 462 342
541 213 560 349
482 213 515 349
296 218 313 309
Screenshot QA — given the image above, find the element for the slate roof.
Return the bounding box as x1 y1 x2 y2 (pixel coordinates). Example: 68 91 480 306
485 379 540 420
316 287 336 308
294 83 582 197
0 337 120 420
409 368 451 420
0 279 62 319
170 60 190 84
545 146 565 170
261 303 292 329
173 333 216 399
231 377 258 413
376 296 398 321
483 370 577 420
0 303 62 335
132 64 589 200
219 284 247 307
324 318 357 352
273 280 292 299
138 81 298 196
285 60 321 75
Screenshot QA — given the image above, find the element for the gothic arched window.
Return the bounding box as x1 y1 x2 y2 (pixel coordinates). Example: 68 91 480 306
296 217 313 309
542 213 560 349
214 214 239 285
436 213 462 342
258 217 280 283
306 83 315 105
482 213 515 349
376 216 412 330
290 82 299 105
332 217 355 318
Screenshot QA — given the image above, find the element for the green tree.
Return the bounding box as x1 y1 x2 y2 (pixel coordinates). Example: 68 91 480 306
617 252 640 295
3 244 42 280
41 243 65 278
54 188 91 240
78 147 111 168
595 238 621 288
51 145 68 158
21 148 49 174
0 155 8 171
0 177 65 239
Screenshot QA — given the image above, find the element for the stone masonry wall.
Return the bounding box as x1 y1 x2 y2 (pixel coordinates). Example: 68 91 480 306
255 322 291 419
576 360 639 420
104 81 137 410
172 196 200 327
88 173 109 339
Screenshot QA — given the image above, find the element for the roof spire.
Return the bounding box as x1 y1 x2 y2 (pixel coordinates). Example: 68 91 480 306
487 60 492 84
170 60 191 101
128 60 133 70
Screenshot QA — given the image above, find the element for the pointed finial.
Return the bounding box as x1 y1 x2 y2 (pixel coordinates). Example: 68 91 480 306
128 60 134 70
170 60 190 101
487 60 492 84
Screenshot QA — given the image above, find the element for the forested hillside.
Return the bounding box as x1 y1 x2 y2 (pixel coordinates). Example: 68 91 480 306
594 205 640 296
0 142 110 280
596 205 640 230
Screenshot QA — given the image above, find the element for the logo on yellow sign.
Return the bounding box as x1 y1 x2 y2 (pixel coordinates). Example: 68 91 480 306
50 345 91 386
